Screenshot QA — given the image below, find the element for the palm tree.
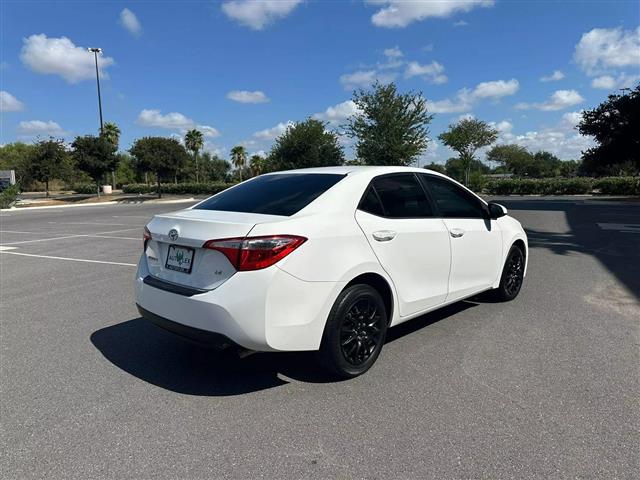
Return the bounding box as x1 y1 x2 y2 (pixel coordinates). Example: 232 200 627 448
230 145 247 181
249 154 267 176
184 129 204 182
101 122 121 188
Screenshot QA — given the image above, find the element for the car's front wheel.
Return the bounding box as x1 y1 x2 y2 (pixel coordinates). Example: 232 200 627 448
493 245 525 301
319 284 388 379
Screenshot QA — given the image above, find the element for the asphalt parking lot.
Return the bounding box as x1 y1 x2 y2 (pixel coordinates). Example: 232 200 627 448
1 197 639 479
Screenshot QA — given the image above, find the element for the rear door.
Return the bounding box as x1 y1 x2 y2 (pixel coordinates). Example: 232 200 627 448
420 174 502 301
355 173 451 317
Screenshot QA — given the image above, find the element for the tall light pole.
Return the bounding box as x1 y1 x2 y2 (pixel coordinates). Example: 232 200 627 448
88 47 104 134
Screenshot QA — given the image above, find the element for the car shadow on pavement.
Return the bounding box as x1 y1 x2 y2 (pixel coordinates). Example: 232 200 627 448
492 197 640 300
91 301 477 395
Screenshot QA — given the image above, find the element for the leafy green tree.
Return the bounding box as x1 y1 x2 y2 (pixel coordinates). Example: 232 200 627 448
101 122 121 188
72 135 118 193
578 84 640 176
0 142 37 187
184 129 205 182
27 138 69 197
439 118 498 185
345 82 433 166
423 162 446 174
487 144 534 176
445 157 489 182
114 153 138 186
559 159 581 177
200 152 231 182
230 145 247 181
129 137 189 197
268 118 344 171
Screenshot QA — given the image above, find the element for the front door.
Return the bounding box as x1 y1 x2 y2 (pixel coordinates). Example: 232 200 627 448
355 173 451 317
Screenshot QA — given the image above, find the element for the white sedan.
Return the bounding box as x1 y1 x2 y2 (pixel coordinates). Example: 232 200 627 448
135 166 528 378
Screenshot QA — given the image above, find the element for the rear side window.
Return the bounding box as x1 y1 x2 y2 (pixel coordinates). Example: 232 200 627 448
421 174 486 219
194 173 345 216
368 174 433 218
358 187 384 216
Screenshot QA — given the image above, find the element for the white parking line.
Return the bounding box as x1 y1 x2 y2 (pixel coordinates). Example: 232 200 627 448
48 221 137 226
86 235 139 240
0 251 136 267
0 230 39 234
1 235 87 245
0 246 17 251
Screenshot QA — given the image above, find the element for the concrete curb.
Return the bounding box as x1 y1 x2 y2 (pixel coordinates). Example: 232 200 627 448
1 197 196 212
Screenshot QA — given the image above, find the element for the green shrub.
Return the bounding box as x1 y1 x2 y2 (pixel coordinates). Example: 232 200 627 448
122 182 235 195
72 183 100 194
484 178 594 195
593 177 640 195
0 184 20 208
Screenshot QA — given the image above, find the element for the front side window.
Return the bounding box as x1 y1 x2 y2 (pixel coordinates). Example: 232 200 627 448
194 173 345 216
369 174 433 218
421 175 486 219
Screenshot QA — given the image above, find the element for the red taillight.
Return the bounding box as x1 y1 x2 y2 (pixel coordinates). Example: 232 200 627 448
143 226 152 247
203 235 307 271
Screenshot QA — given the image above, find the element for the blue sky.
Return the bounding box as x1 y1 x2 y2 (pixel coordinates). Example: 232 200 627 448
1 0 639 164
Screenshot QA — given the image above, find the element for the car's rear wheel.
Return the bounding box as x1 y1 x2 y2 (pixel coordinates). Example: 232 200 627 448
493 245 525 301
319 284 388 379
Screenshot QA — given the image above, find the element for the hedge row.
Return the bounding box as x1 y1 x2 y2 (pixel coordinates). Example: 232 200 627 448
484 177 640 195
72 183 101 194
122 182 236 195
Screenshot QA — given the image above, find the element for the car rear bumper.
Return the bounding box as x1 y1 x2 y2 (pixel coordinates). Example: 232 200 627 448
134 255 345 352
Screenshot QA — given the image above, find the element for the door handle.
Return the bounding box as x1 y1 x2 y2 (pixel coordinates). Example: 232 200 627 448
450 228 465 238
372 230 396 242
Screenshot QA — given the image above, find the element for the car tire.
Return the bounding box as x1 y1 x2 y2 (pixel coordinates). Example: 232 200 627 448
492 245 525 301
318 284 388 379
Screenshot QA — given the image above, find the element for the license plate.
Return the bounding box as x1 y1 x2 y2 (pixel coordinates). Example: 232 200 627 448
165 245 195 274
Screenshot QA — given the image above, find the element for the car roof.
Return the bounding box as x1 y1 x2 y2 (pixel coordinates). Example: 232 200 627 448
265 165 445 178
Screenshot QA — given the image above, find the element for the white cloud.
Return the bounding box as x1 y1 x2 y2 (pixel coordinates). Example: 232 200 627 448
370 0 494 28
427 78 519 113
453 20 468 27
516 89 584 111
17 120 65 137
590 73 640 90
253 121 294 140
422 43 435 52
540 70 565 82
221 0 301 30
137 109 194 130
404 61 447 84
574 27 640 75
119 8 142 37
560 111 583 130
196 125 221 138
591 75 616 90
136 109 220 137
314 100 362 125
470 79 519 99
0 91 25 112
20 34 115 84
340 70 397 89
226 90 269 103
383 46 403 58
457 113 475 121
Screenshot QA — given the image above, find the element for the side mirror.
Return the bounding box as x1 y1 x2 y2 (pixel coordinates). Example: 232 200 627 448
488 202 507 219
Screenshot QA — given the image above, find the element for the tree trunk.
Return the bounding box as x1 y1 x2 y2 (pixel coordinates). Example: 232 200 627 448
157 172 162 198
112 171 116 189
174 172 178 185
45 179 49 198
145 171 149 185
195 153 199 183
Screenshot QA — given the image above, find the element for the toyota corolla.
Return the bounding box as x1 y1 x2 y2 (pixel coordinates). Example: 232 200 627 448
135 166 528 378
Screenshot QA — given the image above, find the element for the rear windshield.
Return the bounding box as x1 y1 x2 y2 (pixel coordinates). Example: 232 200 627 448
194 173 346 216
